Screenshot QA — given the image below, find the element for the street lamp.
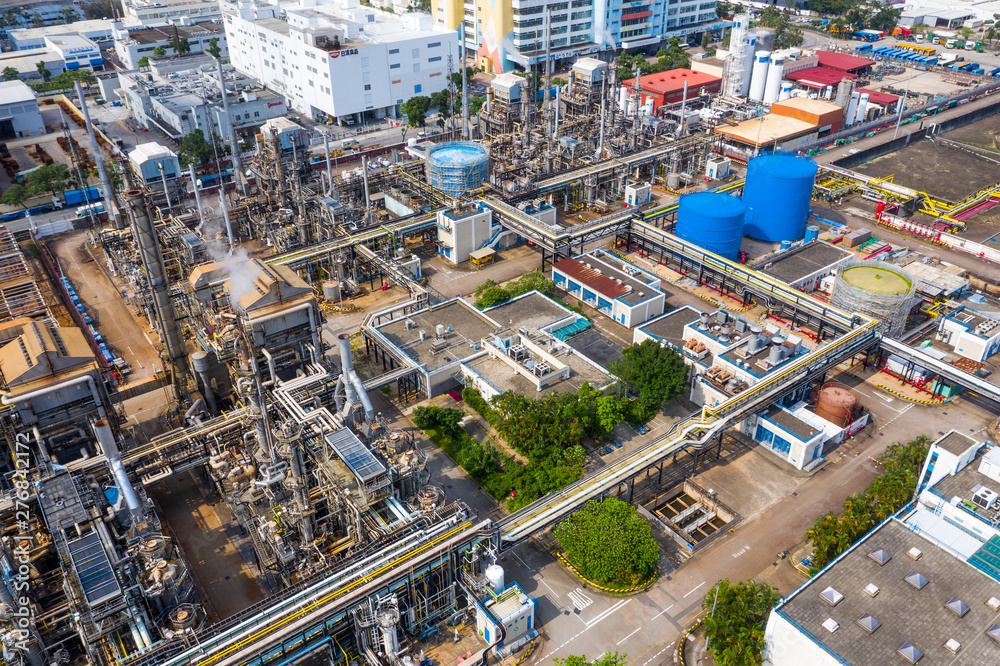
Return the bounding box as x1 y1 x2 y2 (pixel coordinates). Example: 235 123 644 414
753 115 766 157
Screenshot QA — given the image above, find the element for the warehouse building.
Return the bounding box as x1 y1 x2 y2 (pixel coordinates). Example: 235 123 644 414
8 19 122 50
552 249 665 328
0 81 45 139
620 69 722 115
222 0 458 125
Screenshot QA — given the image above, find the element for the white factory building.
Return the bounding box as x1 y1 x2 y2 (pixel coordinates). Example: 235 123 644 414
122 0 224 27
8 19 123 51
0 81 45 139
222 0 459 125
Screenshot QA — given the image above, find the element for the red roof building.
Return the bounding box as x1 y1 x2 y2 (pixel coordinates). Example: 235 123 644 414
785 67 857 89
621 69 722 113
856 88 901 110
816 50 875 73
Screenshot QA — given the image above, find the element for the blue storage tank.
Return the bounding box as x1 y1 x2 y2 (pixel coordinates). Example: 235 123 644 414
676 192 746 260
805 225 820 243
742 153 818 242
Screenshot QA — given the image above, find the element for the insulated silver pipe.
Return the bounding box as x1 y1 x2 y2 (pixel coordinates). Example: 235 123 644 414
190 164 204 224
75 79 122 228
216 57 246 196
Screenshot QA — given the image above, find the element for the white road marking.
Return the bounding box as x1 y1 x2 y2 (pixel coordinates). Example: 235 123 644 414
683 582 705 598
585 598 631 627
513 551 532 571
641 642 674 666
652 604 674 619
539 578 560 598
568 588 594 610
617 627 642 645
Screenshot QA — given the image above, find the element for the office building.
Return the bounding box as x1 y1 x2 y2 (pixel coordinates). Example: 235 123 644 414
222 0 458 125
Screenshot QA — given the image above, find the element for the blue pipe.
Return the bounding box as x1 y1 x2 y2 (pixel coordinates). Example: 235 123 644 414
269 636 338 666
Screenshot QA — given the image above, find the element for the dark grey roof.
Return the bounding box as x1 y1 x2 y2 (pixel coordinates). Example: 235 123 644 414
821 586 844 606
757 240 851 284
776 519 1000 665
934 430 979 456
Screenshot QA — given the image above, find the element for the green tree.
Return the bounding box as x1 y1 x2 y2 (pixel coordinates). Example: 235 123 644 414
25 163 72 197
60 7 78 24
206 37 222 59
31 12 44 27
700 31 712 52
137 56 150 68
702 579 780 666
174 36 191 55
554 498 658 586
49 69 97 89
2 67 19 81
177 129 214 168
555 654 627 666
596 396 626 434
845 1 901 32
608 339 689 414
84 0 116 19
35 61 51 81
0 8 22 26
0 185 31 209
152 46 167 59
470 96 485 115
716 1 736 18
400 95 430 128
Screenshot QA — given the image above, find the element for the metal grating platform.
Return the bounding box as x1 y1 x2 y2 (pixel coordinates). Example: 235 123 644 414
67 532 122 605
325 428 386 483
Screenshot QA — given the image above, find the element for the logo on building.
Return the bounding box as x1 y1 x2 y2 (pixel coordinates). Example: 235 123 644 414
330 48 359 59
267 101 284 108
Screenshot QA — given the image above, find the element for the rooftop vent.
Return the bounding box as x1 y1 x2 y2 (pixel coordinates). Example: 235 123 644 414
987 597 1000 611
946 598 970 617
988 624 1000 644
907 547 923 560
905 572 928 590
822 618 839 633
898 643 923 664
865 583 880 598
945 638 961 654
820 587 844 606
857 613 880 634
868 549 891 566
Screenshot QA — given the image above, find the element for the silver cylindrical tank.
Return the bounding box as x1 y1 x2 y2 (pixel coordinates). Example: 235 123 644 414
779 81 793 101
323 280 341 301
667 172 681 189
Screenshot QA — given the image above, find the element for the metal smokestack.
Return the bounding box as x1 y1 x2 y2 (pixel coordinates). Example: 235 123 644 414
75 79 122 228
126 189 189 395
215 58 246 196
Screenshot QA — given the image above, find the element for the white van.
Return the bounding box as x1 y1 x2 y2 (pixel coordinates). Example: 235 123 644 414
76 202 104 217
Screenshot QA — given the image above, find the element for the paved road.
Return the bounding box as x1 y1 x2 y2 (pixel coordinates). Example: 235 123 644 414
505 365 996 665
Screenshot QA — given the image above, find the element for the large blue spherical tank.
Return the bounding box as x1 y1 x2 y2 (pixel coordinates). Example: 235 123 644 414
676 192 747 260
742 153 818 242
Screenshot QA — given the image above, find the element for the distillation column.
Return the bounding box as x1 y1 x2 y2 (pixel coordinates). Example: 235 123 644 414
126 189 190 396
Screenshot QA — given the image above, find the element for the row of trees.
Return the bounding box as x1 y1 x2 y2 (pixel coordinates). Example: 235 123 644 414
607 339 690 424
806 435 929 572
616 38 691 81
1 164 75 209
702 579 781 666
805 0 901 33
473 271 557 309
755 7 805 50
553 498 659 586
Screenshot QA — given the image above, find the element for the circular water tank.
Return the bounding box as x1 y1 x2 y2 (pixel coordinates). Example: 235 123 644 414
814 383 858 428
805 225 820 243
676 192 747 260
425 142 489 197
742 153 818 242
322 280 340 301
829 260 916 338
485 564 505 593
667 172 681 189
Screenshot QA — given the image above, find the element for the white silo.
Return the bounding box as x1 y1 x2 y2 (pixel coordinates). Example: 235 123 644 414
845 91 860 126
748 51 771 101
854 92 870 124
618 86 629 111
762 54 785 105
779 81 793 101
738 33 758 96
723 14 750 97
824 85 833 101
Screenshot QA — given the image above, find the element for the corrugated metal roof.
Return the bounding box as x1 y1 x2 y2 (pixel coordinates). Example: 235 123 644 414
856 88 900 106
553 258 630 298
816 50 876 72
621 68 721 96
785 66 856 88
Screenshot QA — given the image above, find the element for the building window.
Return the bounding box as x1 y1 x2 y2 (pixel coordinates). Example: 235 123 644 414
428 41 441 48
390 63 401 69
364 84 371 90
414 84 422 93
361 57 369 67
365 93 373 104
254 111 260 117
363 71 371 82
413 63 420 72
428 56 442 62
412 48 420 57
389 48 399 54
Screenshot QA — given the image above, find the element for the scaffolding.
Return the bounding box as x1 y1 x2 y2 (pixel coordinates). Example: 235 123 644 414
829 260 916 338
425 142 490 198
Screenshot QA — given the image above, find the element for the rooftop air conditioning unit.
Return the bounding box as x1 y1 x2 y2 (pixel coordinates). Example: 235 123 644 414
973 488 998 510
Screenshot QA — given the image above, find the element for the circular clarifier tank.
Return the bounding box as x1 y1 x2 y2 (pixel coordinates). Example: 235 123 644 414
676 192 747 260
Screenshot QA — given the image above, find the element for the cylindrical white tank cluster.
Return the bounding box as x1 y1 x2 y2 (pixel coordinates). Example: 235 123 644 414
763 54 785 105
748 51 770 102
853 92 870 125
778 81 793 102
845 91 860 127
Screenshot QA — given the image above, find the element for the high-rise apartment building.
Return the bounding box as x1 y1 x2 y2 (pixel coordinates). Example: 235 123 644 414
434 0 727 72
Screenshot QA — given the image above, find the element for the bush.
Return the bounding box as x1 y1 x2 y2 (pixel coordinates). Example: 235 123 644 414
702 579 780 666
473 272 556 308
462 387 499 425
554 498 658 586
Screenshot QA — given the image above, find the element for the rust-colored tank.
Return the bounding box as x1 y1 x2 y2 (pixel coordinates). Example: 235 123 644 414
815 383 858 428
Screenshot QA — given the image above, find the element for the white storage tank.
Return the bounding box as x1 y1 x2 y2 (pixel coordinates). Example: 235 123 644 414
763 54 785 105
748 51 770 101
778 81 793 101
854 92 870 124
486 564 505 593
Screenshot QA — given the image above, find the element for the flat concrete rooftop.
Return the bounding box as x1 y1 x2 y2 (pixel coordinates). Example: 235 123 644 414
378 300 499 372
759 241 851 285
639 305 705 350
